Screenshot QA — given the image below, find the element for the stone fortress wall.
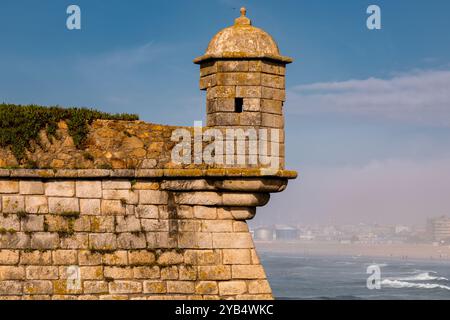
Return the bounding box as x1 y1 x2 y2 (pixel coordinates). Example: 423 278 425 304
0 8 296 300
0 169 293 300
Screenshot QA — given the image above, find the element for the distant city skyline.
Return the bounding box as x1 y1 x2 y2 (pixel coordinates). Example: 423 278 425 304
1 0 450 225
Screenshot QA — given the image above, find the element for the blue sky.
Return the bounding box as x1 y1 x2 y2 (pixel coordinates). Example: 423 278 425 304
1 0 450 225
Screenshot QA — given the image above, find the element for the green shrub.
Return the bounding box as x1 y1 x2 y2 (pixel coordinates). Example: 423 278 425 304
0 104 139 161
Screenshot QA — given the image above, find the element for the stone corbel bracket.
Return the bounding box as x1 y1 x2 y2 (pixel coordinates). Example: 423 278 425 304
0 168 297 222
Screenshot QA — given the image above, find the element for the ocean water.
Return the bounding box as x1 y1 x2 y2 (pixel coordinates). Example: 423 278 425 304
259 252 450 300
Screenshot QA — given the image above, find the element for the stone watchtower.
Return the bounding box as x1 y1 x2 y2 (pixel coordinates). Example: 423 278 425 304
194 8 293 168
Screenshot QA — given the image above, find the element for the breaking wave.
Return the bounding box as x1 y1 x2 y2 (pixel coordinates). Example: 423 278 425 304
395 272 448 281
381 279 450 290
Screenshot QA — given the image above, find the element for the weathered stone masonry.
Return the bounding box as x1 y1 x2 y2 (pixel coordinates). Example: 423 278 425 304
0 9 296 299
0 169 294 300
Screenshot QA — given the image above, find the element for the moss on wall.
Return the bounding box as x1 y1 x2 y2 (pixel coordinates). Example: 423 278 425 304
0 104 139 161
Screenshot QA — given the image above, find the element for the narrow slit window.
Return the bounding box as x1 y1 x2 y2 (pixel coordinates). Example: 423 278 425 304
235 98 243 113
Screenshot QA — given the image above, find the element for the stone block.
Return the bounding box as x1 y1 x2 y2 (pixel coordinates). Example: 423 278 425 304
0 281 22 295
0 266 25 281
135 205 159 219
212 233 254 249
261 73 285 89
25 266 58 280
116 233 146 249
202 220 233 232
261 113 284 128
233 221 249 232
243 98 261 112
216 61 249 72
78 250 102 266
103 251 128 266
90 216 115 233
261 87 285 101
128 250 155 266
109 281 142 294
80 266 103 280
175 193 222 206
19 181 44 195
76 181 102 198
133 266 160 279
160 266 178 280
24 280 53 295
103 189 138 204
2 196 25 213
0 215 20 230
179 265 197 280
199 74 217 90
232 265 266 279
195 281 218 294
80 199 101 215
0 180 19 193
206 86 235 99
248 280 272 294
167 281 195 294
0 233 30 249
222 249 251 265
222 193 270 207
141 219 168 232
102 180 131 189
143 281 166 294
48 197 79 214
178 232 213 249
52 250 78 265
139 190 168 205
198 266 231 281
104 267 133 279
157 251 184 266
101 200 125 215
216 72 261 86
20 250 52 265
89 233 117 251
115 216 141 233
218 281 247 295
236 86 262 98
83 281 108 294
0 250 19 265
200 61 217 77
184 250 221 266
25 196 48 214
31 233 59 250
21 215 44 232
261 99 283 115
60 234 89 249
45 181 75 197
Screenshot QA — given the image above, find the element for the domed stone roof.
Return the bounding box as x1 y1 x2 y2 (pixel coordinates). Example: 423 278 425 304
194 8 292 64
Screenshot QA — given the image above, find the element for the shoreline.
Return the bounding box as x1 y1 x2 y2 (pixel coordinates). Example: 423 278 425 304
255 241 450 262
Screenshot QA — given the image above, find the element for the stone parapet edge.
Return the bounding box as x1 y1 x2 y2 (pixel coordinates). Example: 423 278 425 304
0 168 298 179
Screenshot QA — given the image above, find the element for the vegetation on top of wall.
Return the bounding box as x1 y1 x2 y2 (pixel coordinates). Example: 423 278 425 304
0 104 139 161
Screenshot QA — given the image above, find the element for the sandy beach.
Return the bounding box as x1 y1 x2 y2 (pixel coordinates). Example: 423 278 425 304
255 241 450 261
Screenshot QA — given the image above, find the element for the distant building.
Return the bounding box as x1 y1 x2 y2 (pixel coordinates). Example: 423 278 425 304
395 225 410 234
254 227 274 241
427 216 450 242
274 225 299 241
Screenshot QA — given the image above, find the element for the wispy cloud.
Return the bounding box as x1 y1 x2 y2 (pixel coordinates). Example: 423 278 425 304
78 42 170 71
288 69 450 127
